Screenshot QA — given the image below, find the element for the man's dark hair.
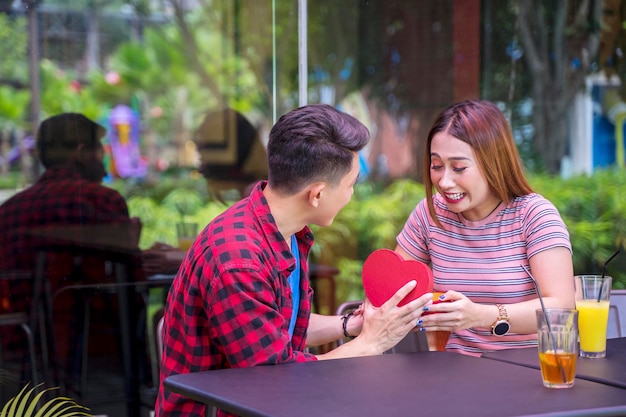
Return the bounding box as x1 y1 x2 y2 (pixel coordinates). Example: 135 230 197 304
267 104 369 194
36 113 106 169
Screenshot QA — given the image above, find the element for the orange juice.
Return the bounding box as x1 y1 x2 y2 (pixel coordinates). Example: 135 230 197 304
538 350 577 387
576 300 610 355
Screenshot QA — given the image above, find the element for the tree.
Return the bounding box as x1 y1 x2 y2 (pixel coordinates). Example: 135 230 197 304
0 13 28 88
514 0 601 174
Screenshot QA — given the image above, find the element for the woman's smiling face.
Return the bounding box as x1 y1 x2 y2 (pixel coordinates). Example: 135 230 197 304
429 131 500 221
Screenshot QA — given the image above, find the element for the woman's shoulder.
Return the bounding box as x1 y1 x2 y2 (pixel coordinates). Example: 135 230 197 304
507 193 565 225
510 193 558 210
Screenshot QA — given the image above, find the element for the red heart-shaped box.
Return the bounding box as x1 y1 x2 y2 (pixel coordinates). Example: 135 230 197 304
362 248 434 307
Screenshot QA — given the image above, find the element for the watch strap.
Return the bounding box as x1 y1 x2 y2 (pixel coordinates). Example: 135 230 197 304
496 303 508 320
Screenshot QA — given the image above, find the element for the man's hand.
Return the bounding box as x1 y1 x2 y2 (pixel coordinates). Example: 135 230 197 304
357 281 432 354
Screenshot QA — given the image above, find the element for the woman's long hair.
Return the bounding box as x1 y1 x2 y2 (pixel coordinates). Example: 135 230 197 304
423 100 534 227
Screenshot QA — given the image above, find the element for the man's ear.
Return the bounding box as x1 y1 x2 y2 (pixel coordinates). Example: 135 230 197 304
307 182 326 208
71 143 86 163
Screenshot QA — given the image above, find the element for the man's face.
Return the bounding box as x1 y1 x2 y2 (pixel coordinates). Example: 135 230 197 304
311 152 360 227
78 143 107 183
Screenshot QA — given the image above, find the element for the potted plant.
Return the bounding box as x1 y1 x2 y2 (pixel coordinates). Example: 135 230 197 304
0 381 92 417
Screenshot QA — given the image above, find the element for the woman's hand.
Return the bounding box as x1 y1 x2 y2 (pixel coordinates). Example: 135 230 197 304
418 290 494 332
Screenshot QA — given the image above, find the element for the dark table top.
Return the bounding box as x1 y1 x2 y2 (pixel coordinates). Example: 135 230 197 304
164 351 626 417
482 337 626 389
26 223 141 255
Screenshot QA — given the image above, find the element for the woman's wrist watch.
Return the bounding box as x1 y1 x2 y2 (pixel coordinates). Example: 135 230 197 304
491 304 510 336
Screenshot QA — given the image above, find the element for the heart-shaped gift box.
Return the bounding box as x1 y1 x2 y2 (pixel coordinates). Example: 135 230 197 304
362 248 434 307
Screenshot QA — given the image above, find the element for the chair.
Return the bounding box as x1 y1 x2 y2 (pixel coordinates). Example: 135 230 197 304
33 238 147 417
156 315 165 364
152 313 215 417
0 270 40 387
607 289 626 338
335 300 429 352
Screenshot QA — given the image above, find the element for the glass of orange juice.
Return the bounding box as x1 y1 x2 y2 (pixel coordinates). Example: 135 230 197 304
536 308 578 388
575 275 612 358
176 222 198 251
424 292 451 351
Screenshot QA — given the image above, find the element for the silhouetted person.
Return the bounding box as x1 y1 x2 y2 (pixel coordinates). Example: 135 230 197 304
194 108 269 201
0 113 153 389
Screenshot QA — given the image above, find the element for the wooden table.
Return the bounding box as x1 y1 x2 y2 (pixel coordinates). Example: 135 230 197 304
164 351 626 417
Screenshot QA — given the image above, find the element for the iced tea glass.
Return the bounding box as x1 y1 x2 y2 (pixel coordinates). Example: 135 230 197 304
176 222 198 251
536 308 578 389
425 292 451 351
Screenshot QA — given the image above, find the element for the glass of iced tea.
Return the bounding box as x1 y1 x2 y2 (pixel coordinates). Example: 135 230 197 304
425 292 451 351
176 222 198 251
536 308 578 389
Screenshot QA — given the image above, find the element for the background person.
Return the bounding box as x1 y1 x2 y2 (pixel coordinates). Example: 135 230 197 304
0 112 173 387
194 107 269 202
0 113 142 385
395 99 575 356
156 104 432 417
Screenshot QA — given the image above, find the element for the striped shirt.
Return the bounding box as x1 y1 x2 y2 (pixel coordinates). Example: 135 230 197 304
397 193 571 356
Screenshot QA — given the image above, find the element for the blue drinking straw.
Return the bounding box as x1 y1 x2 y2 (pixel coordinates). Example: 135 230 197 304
522 264 566 384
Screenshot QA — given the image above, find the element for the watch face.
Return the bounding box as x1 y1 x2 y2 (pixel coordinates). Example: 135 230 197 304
494 321 510 336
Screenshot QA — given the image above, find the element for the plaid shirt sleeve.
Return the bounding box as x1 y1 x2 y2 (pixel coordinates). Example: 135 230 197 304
208 265 312 367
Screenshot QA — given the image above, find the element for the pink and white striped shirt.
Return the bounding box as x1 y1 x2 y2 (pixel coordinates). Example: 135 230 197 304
397 193 571 356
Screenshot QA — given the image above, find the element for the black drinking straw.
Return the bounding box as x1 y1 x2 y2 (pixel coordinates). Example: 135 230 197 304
522 264 567 384
598 248 620 302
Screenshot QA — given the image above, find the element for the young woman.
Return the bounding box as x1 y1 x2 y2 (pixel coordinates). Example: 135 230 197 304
395 99 575 356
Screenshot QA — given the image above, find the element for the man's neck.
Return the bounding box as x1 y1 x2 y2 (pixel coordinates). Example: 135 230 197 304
262 185 308 242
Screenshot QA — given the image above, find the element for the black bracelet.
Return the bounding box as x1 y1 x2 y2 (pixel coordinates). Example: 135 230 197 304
341 311 356 339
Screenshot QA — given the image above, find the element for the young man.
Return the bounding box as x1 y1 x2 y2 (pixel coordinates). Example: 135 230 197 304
156 104 432 417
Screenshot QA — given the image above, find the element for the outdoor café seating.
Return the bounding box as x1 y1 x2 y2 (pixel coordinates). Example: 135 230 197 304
0 270 39 391
608 289 626 338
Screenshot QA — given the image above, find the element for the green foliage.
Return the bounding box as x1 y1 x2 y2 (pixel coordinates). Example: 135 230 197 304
0 383 92 417
108 171 208 202
0 172 22 189
162 188 205 221
39 60 104 120
0 14 28 85
531 170 626 288
0 86 29 130
126 190 229 250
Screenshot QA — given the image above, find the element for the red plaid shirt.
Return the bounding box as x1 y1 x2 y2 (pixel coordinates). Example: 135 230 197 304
0 168 136 354
156 181 317 417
